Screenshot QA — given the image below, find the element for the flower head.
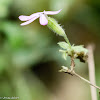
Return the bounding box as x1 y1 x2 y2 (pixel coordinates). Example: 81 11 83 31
19 9 61 26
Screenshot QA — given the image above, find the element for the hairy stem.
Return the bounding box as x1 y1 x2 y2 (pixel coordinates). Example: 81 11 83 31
63 34 71 48
70 56 75 71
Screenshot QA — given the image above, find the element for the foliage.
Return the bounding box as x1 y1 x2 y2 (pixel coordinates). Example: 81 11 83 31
0 0 100 100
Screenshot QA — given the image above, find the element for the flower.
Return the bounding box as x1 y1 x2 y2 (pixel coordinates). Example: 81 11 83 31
19 9 61 26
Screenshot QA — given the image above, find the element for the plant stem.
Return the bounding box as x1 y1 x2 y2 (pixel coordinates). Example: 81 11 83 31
63 34 71 48
73 71 100 90
70 56 75 71
60 55 100 90
59 67 100 90
70 55 100 90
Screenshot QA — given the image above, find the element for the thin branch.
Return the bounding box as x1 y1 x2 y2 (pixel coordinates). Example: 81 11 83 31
73 71 100 90
63 34 71 48
59 67 100 90
70 56 75 71
59 54 100 90
59 46 100 95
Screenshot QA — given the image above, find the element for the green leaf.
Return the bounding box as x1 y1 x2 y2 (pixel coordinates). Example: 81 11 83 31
62 52 68 60
72 45 88 62
57 42 69 50
72 45 88 55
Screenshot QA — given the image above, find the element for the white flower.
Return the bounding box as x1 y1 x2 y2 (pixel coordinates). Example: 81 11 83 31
19 9 61 26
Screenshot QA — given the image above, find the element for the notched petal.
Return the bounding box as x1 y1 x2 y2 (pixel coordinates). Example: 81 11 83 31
30 12 42 18
19 12 41 21
39 14 48 26
20 15 39 26
45 9 62 15
19 15 31 21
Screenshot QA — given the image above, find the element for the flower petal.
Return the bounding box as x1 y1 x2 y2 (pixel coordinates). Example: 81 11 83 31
19 15 31 21
45 9 62 15
30 12 42 18
20 15 39 26
39 14 48 26
19 12 42 21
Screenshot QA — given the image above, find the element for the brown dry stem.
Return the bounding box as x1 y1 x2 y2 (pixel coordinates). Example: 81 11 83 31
59 56 100 90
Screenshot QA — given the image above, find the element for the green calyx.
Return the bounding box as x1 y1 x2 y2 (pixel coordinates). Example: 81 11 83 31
47 17 71 47
47 17 65 37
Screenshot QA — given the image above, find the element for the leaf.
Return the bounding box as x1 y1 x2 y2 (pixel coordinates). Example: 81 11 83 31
59 49 66 53
72 45 88 62
62 52 68 60
72 45 88 55
57 42 69 50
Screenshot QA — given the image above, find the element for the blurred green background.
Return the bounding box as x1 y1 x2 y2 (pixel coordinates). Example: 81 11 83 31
0 0 100 100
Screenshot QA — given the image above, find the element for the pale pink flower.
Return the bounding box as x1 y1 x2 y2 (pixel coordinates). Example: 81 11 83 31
19 9 61 26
